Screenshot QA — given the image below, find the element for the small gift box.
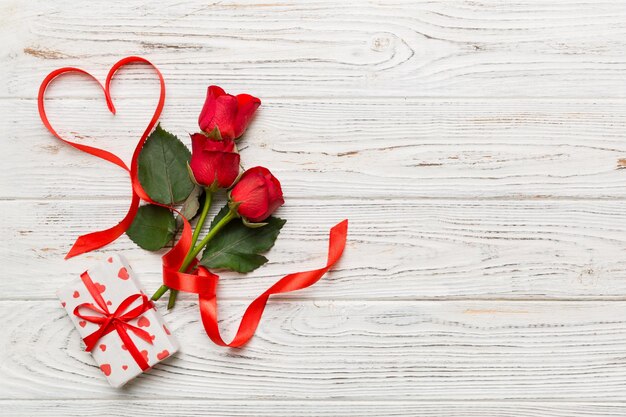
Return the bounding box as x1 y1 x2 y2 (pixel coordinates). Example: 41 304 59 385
57 254 179 387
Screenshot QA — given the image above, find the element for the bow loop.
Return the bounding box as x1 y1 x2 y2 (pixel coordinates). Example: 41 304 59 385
73 302 109 322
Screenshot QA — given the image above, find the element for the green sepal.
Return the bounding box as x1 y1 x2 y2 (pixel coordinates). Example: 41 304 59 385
242 217 268 228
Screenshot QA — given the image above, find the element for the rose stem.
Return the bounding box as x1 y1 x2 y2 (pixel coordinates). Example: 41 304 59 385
151 195 238 306
151 189 212 303
165 189 214 308
191 189 213 248
165 209 237 309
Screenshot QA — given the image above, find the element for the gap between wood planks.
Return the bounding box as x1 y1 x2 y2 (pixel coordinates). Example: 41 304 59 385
4 399 626 417
8 96 626 100
7 297 626 302
8 196 626 202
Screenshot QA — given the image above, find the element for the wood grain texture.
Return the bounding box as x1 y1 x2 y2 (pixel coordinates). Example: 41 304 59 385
5 98 626 199
3 400 626 417
2 1 626 99
8 198 626 301
5 300 626 401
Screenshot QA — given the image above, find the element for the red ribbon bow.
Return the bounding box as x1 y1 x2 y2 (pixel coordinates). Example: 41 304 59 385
74 271 154 370
39 56 348 348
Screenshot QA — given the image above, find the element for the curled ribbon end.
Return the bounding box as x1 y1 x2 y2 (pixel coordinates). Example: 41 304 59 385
334 219 349 233
65 244 83 260
65 237 94 259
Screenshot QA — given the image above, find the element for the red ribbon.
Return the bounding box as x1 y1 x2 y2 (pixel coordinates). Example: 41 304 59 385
74 272 154 370
37 56 165 259
39 57 349 348
162 219 348 347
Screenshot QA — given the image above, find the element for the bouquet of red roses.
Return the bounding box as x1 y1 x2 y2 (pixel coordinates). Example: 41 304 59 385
126 86 285 309
38 57 347 349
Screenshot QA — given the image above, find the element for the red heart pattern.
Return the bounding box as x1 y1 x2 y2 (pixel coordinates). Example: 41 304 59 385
73 291 80 298
163 324 171 335
118 267 129 280
99 344 106 352
94 282 106 293
157 350 169 360
137 316 150 328
100 364 111 376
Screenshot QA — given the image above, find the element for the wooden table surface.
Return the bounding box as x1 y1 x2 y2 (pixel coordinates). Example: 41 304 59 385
3 1 626 415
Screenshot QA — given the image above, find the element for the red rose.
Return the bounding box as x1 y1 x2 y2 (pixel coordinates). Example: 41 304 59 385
189 133 240 189
198 86 261 140
230 166 284 222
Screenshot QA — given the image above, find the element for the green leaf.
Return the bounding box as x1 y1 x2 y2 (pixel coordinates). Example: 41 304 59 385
138 124 194 205
200 216 286 273
126 204 176 251
176 185 204 229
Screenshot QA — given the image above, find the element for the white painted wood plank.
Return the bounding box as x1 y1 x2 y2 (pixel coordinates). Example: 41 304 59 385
5 98 626 199
6 199 626 301
3 400 626 417
5 300 626 400
2 1 626 98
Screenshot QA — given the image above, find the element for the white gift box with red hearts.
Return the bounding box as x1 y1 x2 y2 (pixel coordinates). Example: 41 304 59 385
57 254 179 388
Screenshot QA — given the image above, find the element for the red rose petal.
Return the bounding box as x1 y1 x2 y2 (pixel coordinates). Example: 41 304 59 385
163 324 171 335
118 267 129 280
73 291 80 298
137 316 150 328
157 350 169 360
100 364 111 376
79 321 86 328
122 365 128 370
99 344 106 352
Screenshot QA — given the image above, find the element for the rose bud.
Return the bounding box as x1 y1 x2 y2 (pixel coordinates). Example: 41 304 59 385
198 86 261 140
229 166 284 222
189 133 240 190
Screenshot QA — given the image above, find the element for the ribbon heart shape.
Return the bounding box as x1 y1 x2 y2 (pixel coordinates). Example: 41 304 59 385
37 56 166 259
